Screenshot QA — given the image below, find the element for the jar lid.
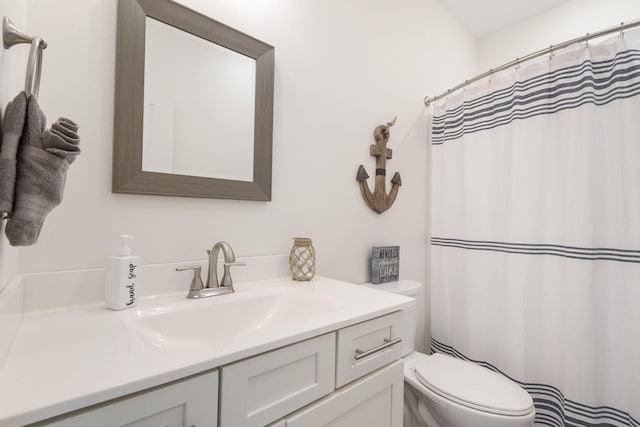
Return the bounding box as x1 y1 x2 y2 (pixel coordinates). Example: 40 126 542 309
292 237 312 245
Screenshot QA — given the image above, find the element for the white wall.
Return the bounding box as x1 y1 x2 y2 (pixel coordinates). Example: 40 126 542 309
0 0 26 291
477 0 640 71
6 0 476 350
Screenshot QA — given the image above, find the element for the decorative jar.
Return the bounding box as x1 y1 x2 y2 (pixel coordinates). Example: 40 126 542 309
289 237 315 281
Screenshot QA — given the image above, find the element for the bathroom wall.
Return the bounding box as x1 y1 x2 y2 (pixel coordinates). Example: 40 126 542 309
5 0 477 350
477 0 640 71
0 0 26 291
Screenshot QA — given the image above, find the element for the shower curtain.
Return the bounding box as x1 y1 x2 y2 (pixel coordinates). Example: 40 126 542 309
430 31 640 427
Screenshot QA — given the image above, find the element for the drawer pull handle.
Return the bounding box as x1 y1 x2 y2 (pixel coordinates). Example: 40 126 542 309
354 337 402 360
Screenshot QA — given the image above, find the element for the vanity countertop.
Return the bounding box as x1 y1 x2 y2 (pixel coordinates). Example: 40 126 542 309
0 269 412 426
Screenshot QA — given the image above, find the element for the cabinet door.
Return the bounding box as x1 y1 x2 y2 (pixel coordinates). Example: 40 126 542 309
34 370 218 427
285 360 403 427
220 333 335 427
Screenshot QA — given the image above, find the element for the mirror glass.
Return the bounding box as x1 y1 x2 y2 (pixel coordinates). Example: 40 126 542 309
113 0 274 201
142 17 255 181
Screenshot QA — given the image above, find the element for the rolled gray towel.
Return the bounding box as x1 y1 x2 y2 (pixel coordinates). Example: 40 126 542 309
43 117 80 164
5 96 80 246
0 92 28 214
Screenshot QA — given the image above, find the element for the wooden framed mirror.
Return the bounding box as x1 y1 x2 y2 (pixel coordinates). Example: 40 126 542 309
113 0 274 200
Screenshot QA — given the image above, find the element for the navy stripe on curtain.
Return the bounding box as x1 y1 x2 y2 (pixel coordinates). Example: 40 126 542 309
431 237 640 264
431 49 640 144
431 338 640 427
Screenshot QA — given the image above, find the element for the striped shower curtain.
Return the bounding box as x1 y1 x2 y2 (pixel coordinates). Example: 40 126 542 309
429 31 640 427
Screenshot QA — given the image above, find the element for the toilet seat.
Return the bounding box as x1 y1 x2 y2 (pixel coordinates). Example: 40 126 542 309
413 353 533 416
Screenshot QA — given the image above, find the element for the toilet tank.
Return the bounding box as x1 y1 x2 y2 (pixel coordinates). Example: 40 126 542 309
363 280 422 357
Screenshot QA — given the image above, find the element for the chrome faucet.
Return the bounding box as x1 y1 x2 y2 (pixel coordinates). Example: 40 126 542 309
176 241 246 299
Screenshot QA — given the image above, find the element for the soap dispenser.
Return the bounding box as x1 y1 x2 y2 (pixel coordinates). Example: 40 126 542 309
105 234 140 310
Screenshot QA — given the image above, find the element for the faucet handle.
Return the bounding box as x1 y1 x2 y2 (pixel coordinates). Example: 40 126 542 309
176 265 204 299
220 261 246 287
225 261 247 267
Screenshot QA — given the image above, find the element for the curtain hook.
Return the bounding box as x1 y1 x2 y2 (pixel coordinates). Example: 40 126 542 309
488 69 494 83
515 58 521 71
586 33 590 48
463 80 468 91
620 22 625 39
548 45 554 61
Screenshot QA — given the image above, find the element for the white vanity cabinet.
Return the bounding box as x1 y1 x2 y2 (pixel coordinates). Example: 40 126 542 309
31 370 219 427
26 312 404 427
0 269 416 427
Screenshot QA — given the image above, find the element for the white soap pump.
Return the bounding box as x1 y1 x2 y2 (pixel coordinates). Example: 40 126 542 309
104 234 140 310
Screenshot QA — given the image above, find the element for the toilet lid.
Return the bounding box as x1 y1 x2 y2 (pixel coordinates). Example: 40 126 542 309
414 353 533 416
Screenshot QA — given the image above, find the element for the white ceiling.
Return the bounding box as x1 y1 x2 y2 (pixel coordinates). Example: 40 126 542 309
439 0 572 37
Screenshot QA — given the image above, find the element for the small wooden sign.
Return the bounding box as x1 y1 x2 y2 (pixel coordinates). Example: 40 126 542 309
371 246 399 284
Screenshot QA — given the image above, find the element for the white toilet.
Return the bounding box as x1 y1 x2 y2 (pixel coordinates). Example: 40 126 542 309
364 280 535 427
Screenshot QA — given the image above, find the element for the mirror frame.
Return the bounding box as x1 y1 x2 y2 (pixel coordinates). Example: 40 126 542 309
113 0 274 200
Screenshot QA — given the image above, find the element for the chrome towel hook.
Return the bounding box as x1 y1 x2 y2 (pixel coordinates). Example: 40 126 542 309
2 16 47 98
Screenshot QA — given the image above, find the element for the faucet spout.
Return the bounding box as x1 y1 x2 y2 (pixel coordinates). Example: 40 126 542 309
206 241 246 289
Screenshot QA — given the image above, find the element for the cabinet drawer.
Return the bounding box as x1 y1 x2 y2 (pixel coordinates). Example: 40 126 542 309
335 311 403 388
220 333 335 427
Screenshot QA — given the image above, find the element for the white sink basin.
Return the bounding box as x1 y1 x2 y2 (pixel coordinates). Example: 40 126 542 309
127 283 343 350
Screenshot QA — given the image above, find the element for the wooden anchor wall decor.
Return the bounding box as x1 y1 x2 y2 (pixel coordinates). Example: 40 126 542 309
356 117 402 214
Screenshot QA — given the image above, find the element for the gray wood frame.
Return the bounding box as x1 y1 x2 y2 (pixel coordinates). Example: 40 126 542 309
113 0 274 200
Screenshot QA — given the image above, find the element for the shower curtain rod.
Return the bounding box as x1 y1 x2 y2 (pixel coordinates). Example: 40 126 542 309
423 18 640 106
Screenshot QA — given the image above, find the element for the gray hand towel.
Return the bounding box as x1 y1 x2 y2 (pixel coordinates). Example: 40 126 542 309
0 92 28 214
5 96 80 246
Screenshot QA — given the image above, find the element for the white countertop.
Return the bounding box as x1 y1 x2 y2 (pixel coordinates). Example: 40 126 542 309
0 267 412 426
